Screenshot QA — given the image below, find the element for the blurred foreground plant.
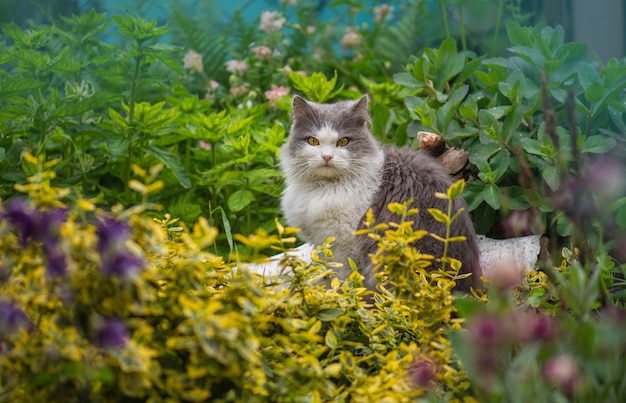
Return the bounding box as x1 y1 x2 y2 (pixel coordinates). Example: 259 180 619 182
1 160 475 401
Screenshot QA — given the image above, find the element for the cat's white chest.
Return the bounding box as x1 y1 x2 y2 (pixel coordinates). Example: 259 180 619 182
281 178 378 263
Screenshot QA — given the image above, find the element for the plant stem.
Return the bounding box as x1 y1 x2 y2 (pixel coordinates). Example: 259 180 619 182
457 0 467 52
441 198 453 272
492 0 505 56
439 0 451 39
124 47 144 188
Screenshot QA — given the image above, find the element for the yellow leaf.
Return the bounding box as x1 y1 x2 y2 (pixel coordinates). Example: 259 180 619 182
22 152 39 165
145 180 164 194
447 179 465 200
387 202 406 215
428 208 449 223
128 180 147 194
323 363 342 377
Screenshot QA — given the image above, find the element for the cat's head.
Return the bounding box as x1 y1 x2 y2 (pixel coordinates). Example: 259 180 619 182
280 95 382 181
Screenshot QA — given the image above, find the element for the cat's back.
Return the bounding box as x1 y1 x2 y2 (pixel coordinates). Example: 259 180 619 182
375 145 455 205
357 144 481 292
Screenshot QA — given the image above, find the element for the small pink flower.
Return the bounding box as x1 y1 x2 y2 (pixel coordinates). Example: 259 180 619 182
259 11 285 33
252 45 272 60
209 80 220 90
183 50 203 73
340 27 361 50
543 355 580 395
374 4 394 22
264 84 290 107
229 82 250 97
199 141 211 150
225 59 249 75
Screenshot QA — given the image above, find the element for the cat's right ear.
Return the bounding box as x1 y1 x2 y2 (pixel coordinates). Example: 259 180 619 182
292 96 313 125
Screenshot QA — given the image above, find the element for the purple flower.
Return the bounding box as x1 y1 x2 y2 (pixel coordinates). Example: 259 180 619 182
38 208 67 244
96 217 144 277
96 217 132 254
44 245 68 277
517 311 558 342
2 198 68 276
410 355 437 388
502 209 535 237
101 251 145 277
468 315 505 345
95 317 129 348
2 198 38 247
0 301 32 337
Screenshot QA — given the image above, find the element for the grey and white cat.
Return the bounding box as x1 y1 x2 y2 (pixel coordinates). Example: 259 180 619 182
279 95 481 292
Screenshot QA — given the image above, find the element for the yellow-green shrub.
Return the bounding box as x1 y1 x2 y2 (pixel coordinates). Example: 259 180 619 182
0 158 472 402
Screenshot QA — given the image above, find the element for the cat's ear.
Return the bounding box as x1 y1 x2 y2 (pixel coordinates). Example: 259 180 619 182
350 95 370 126
292 95 313 125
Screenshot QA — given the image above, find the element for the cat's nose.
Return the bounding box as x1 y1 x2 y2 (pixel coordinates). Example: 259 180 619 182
322 154 333 163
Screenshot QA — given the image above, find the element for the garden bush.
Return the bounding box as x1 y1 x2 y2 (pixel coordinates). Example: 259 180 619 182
1 1 626 401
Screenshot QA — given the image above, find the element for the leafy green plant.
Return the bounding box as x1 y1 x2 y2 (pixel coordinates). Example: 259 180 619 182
394 22 624 242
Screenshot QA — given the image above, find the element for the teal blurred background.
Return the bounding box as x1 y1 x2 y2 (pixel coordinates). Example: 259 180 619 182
1 0 624 60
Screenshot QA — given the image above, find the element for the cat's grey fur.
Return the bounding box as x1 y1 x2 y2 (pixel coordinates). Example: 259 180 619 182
280 95 481 292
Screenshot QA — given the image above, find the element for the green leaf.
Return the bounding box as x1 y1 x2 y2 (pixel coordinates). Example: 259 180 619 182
581 135 616 154
542 165 560 191
577 62 601 90
482 184 501 210
490 149 511 182
459 96 478 121
437 54 465 89
289 71 344 103
371 104 393 138
393 72 421 88
436 85 468 132
469 142 501 166
520 138 543 156
506 21 533 47
219 206 234 254
143 145 191 188
0 78 45 96
501 105 523 142
228 189 254 212
165 192 202 223
50 96 106 119
585 83 606 105
105 135 130 160
457 55 485 84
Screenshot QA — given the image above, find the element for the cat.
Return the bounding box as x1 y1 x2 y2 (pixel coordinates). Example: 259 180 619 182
279 95 481 292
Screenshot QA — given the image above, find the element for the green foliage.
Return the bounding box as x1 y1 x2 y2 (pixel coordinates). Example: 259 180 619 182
289 71 344 103
1 2 626 401
394 23 625 243
0 11 287 243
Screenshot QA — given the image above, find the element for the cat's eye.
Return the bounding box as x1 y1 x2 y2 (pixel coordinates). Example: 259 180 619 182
306 137 319 146
336 137 350 147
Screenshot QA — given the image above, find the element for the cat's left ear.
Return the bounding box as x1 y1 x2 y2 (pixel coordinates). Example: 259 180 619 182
350 95 370 126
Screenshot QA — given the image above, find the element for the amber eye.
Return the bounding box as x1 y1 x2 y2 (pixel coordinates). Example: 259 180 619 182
306 137 319 146
336 137 350 147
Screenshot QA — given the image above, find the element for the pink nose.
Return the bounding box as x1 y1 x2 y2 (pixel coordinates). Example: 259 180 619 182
322 155 333 163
